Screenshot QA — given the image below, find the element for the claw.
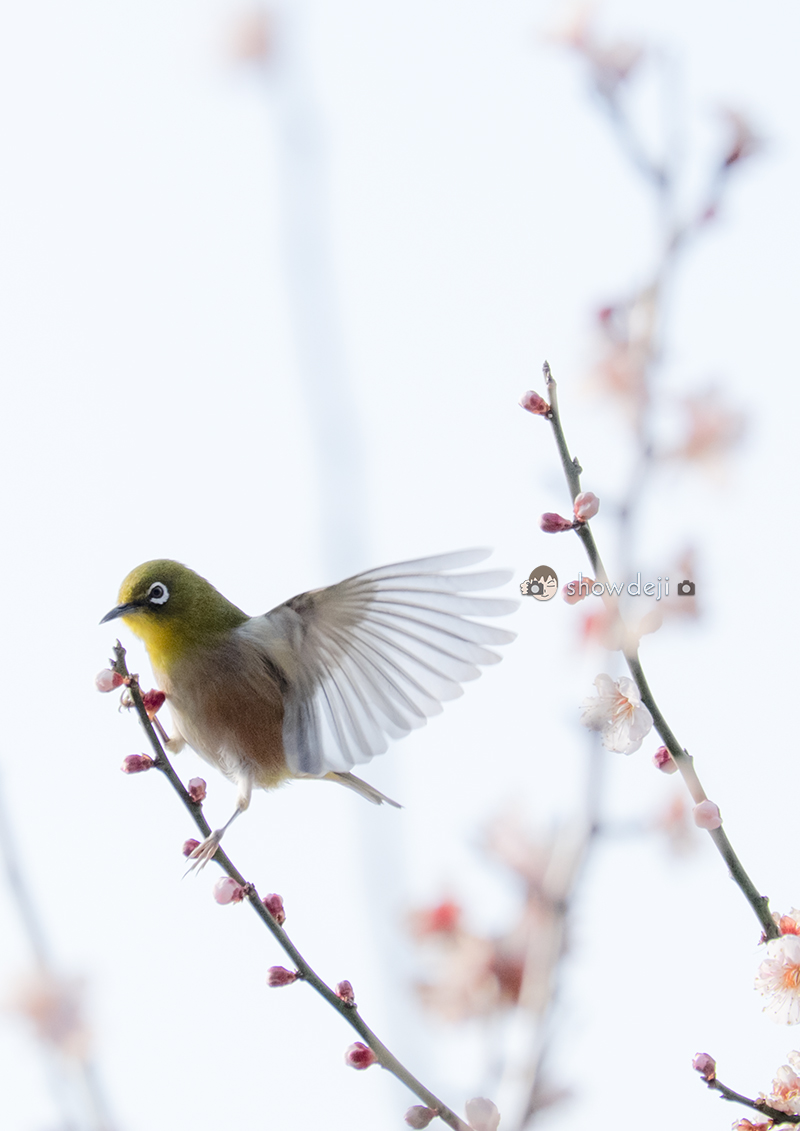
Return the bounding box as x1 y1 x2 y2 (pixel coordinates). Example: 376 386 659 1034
185 830 223 873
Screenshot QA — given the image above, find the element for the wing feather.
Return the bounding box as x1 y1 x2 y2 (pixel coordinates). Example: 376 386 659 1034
236 550 518 775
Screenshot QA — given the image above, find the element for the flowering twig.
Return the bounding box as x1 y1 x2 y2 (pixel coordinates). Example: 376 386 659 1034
539 365 779 942
695 1064 800 1125
108 641 472 1131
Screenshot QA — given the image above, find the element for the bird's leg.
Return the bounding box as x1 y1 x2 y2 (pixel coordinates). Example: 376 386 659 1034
186 774 253 872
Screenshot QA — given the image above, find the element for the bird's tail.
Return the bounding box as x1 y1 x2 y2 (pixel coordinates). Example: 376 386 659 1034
325 771 402 809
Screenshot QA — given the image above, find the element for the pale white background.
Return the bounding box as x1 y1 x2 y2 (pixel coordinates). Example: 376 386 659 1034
0 2 798 1129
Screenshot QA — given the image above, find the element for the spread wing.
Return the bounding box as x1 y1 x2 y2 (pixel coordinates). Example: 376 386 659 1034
237 549 518 776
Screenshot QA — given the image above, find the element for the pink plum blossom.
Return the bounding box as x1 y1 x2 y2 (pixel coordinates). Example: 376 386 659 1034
213 877 245 905
519 390 549 415
691 1052 716 1081
573 491 600 521
540 512 575 533
187 778 207 803
335 980 355 1005
121 754 154 774
653 746 678 774
95 669 124 693
263 893 286 925
405 1107 436 1129
756 936 800 1024
266 966 299 987
344 1042 377 1069
580 674 653 754
693 801 722 830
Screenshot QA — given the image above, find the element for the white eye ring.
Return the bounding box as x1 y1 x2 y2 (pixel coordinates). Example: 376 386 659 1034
147 582 169 606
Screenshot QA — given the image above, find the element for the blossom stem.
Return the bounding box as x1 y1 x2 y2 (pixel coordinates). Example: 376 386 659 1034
702 1074 800 1124
110 642 472 1131
541 372 780 942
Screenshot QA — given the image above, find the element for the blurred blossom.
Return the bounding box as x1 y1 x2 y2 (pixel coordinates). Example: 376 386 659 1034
580 674 653 753
409 900 461 938
550 5 643 96
9 972 89 1057
465 1096 501 1131
563 578 593 604
229 8 274 64
667 390 746 472
719 107 763 168
412 816 584 1022
655 794 697 856
405 1106 436 1129
756 936 800 1024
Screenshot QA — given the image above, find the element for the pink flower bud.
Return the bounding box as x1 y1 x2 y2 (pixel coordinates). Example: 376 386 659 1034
465 1097 500 1131
652 746 678 774
345 1042 378 1070
573 491 600 521
121 754 154 774
263 893 286 926
540 512 574 533
142 689 166 717
562 579 594 605
95 669 125 693
779 913 800 936
187 778 207 803
519 390 549 415
182 838 201 857
267 966 299 987
693 801 722 830
692 1052 716 1081
335 980 355 1006
405 1107 436 1129
213 877 245 905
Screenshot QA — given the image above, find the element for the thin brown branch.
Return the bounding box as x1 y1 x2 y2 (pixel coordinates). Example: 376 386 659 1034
109 641 472 1131
539 370 780 942
703 1074 800 1125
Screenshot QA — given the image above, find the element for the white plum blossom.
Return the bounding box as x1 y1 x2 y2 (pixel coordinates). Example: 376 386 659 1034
756 935 800 1024
580 674 653 754
761 1059 800 1114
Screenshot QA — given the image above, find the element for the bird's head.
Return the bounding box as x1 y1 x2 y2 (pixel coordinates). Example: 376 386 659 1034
101 560 248 669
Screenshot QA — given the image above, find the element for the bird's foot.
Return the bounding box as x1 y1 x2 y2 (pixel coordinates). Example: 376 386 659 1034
185 830 223 873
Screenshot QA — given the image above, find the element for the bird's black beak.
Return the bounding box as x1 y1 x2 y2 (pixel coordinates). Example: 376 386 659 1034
100 602 140 625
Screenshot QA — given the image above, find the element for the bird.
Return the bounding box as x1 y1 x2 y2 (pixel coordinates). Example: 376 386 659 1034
101 549 517 865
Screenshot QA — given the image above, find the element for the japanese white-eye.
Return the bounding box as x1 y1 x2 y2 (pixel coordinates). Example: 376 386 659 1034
102 550 517 864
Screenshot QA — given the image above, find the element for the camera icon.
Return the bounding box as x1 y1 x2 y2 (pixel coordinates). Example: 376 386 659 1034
520 579 544 596
677 579 695 597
